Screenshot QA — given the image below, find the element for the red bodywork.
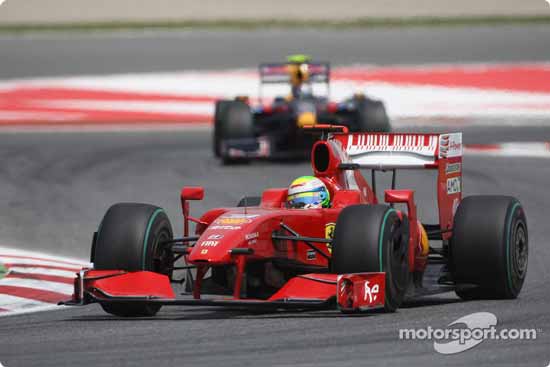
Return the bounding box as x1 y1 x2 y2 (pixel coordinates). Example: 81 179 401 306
70 128 463 313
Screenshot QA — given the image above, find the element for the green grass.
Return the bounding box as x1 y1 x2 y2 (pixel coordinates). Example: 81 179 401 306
0 263 7 281
1 15 550 34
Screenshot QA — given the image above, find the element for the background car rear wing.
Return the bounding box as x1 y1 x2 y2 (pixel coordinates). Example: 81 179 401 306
259 62 330 84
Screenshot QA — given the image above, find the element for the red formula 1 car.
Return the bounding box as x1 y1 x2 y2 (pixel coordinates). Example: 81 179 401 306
64 126 528 316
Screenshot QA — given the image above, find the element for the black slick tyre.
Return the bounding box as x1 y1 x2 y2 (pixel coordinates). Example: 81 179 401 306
451 196 528 300
215 100 254 164
331 204 409 312
93 203 173 317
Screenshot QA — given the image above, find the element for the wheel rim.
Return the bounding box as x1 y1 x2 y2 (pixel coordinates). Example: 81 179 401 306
389 222 408 292
512 223 528 278
151 230 172 275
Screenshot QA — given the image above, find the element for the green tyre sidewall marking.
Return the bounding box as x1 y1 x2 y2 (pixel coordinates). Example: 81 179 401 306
379 208 397 272
142 208 165 270
506 202 521 294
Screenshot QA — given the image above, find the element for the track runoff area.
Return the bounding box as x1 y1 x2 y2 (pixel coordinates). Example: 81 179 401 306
0 62 549 316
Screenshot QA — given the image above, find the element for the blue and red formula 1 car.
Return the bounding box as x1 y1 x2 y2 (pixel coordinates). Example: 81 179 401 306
64 126 528 316
213 55 390 163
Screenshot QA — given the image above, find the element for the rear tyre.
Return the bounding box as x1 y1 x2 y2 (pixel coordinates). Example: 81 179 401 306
331 205 409 312
93 203 174 317
451 196 528 300
214 100 255 164
356 98 391 132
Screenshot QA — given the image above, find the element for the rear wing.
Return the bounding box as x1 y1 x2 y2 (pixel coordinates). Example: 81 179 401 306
259 62 330 84
327 132 463 238
331 132 462 169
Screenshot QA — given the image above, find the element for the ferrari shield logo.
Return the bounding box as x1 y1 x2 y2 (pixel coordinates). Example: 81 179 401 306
325 222 335 253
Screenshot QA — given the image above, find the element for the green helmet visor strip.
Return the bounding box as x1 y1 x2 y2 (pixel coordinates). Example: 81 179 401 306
286 54 312 64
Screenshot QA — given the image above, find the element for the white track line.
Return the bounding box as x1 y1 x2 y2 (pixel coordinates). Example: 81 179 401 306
0 278 74 295
38 99 214 114
6 267 77 278
0 247 88 316
0 122 211 134
0 246 88 266
1 64 550 131
0 294 53 311
0 257 83 270
0 293 64 318
0 304 65 318
465 142 550 158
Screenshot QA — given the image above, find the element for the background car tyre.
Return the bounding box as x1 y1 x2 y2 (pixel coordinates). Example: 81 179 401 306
451 195 528 300
356 98 391 133
213 100 232 157
93 203 174 317
214 100 255 164
331 204 409 312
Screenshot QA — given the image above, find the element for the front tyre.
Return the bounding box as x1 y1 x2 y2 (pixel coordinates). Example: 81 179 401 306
331 205 409 312
93 203 174 317
451 196 528 300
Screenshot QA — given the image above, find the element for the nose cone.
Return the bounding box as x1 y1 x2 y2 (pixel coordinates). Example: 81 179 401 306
188 212 266 265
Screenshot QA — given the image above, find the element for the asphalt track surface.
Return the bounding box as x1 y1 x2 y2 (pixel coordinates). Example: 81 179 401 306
1 26 550 366
1 24 550 79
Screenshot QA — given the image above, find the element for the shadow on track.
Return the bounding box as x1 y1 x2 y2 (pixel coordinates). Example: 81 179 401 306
66 295 461 322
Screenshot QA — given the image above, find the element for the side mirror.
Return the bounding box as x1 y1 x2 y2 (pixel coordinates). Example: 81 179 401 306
180 187 204 237
181 187 204 201
384 189 413 204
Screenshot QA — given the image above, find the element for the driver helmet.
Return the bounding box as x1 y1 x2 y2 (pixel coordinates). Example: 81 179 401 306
287 176 330 209
287 54 312 98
